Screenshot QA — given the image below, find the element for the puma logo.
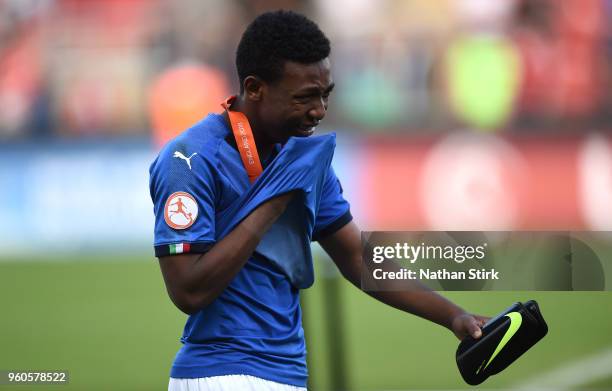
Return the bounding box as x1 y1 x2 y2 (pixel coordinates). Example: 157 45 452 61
173 151 198 170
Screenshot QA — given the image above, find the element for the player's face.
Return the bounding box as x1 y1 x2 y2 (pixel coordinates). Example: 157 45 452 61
260 58 334 143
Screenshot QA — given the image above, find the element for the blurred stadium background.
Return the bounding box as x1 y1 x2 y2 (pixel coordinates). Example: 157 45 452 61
1 0 611 390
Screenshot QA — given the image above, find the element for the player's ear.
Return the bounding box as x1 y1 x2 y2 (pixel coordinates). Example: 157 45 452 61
243 76 264 102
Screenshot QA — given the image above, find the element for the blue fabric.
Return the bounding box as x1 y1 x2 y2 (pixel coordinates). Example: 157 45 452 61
217 133 336 288
149 114 351 387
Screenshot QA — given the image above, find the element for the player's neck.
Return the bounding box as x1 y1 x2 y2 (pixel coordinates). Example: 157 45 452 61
224 97 275 160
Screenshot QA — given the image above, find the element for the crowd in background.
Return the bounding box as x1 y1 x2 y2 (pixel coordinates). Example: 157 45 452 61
0 0 611 141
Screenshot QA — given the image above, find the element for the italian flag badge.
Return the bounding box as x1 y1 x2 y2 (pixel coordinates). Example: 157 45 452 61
169 243 191 254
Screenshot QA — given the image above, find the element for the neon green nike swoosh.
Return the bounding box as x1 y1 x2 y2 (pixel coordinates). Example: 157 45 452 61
476 312 523 374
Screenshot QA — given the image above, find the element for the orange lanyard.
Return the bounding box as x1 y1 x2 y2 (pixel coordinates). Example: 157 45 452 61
221 96 263 183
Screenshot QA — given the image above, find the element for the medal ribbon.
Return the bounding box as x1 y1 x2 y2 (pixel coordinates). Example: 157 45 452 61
221 96 263 183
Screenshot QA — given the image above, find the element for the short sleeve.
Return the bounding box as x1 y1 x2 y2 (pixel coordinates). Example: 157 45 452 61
149 144 217 256
312 165 352 241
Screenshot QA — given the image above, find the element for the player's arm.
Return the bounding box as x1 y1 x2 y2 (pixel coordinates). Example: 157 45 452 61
318 221 488 340
158 193 293 315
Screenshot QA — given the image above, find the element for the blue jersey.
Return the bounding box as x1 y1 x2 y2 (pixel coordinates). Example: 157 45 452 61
149 113 351 387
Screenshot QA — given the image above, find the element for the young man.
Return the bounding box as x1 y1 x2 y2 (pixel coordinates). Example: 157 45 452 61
150 10 487 391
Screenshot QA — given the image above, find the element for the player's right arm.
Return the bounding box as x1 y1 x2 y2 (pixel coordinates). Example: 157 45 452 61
157 193 293 315
150 139 295 315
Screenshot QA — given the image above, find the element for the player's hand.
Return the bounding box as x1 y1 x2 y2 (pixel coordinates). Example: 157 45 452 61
243 191 299 237
264 191 297 214
451 313 489 340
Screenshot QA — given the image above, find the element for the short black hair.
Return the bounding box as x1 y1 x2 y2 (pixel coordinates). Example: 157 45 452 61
236 10 330 91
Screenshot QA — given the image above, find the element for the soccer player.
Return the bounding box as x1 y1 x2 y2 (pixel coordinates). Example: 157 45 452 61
150 10 488 391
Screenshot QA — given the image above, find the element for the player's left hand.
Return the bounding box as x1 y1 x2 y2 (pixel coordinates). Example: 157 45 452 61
451 313 490 340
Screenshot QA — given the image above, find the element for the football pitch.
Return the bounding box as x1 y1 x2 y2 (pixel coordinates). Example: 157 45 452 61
0 257 611 390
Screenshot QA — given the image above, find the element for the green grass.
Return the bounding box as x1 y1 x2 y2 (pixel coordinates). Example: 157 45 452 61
0 258 611 390
0 258 185 390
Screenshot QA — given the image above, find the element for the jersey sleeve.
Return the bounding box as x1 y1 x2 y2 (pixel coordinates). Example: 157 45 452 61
149 144 217 257
312 165 352 241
